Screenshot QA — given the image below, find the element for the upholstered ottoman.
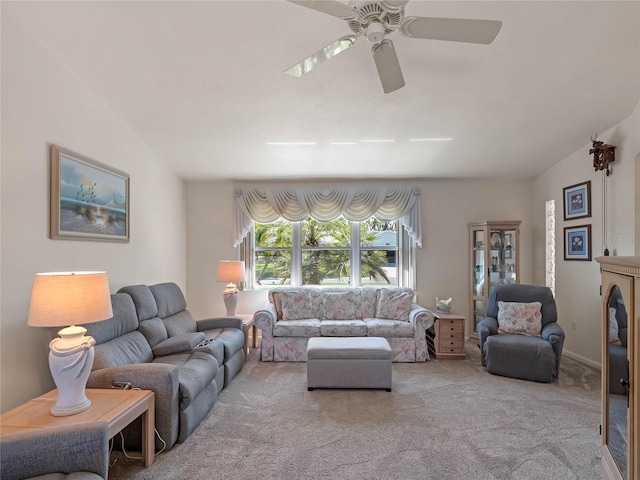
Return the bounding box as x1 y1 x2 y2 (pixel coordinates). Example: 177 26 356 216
307 337 392 391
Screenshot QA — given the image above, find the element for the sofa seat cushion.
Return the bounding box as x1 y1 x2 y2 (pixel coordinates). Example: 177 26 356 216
203 328 244 361
320 320 367 337
365 318 414 337
153 351 218 411
483 334 555 383
273 319 321 337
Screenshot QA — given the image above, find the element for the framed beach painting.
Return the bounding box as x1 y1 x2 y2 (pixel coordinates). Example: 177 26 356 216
564 224 591 261
562 181 591 221
50 145 129 242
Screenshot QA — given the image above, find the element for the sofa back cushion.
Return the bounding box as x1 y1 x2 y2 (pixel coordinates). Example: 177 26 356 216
93 331 154 370
269 287 403 320
322 292 356 320
117 285 159 320
375 288 414 322
280 290 314 320
85 293 139 344
147 282 197 337
138 317 169 348
150 282 188 318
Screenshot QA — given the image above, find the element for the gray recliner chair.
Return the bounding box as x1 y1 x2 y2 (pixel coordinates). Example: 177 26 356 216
0 421 109 480
477 284 565 383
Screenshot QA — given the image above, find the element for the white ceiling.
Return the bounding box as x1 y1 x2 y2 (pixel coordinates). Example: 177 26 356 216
4 1 639 181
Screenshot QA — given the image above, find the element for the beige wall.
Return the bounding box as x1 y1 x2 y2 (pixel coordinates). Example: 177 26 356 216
2 4 638 415
532 103 639 367
0 13 187 411
185 178 534 336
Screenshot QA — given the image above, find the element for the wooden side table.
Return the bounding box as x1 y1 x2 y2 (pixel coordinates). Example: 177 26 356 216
0 388 155 467
432 311 466 360
237 313 257 357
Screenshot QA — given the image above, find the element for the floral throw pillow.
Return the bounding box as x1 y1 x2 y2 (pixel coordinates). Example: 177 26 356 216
497 301 543 336
322 292 356 320
280 290 313 321
375 288 414 322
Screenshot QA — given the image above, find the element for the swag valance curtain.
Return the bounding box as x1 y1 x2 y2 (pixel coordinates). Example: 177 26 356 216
234 186 422 247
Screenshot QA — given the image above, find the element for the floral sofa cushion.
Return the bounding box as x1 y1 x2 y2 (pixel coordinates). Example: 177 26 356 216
320 320 367 336
375 288 414 322
280 290 314 321
322 292 356 320
497 301 543 336
273 319 321 337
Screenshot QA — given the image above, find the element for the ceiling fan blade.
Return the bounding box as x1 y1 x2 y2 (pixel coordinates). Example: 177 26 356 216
371 39 405 94
380 0 410 12
287 1 356 20
400 16 502 44
285 35 357 77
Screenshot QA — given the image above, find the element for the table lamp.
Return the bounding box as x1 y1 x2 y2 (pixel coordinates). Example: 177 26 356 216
216 261 246 316
27 271 113 416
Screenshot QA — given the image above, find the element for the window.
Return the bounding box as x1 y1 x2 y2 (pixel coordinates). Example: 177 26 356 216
253 217 399 287
546 199 556 296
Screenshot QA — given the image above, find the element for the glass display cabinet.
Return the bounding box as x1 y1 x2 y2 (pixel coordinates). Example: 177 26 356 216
597 256 639 480
468 221 521 339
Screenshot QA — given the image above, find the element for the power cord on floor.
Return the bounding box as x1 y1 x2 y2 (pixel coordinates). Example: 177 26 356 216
108 386 167 468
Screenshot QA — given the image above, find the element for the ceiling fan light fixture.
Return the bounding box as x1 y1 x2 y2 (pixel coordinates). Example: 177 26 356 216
366 21 386 43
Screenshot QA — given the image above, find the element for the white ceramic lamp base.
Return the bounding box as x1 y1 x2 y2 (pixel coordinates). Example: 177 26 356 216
223 290 239 317
48 326 96 416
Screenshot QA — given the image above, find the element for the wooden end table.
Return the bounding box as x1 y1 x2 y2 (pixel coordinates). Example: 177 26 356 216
237 313 257 357
0 388 155 467
431 311 466 360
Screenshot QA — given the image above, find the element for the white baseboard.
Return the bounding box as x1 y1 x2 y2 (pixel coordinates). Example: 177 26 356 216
563 349 601 370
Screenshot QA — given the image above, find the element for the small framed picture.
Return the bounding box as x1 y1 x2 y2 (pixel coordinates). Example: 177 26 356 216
563 181 591 221
564 225 591 261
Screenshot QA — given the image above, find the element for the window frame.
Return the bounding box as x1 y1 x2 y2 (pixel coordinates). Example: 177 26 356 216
248 218 414 289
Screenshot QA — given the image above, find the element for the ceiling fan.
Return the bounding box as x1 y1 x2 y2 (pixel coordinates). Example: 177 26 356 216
284 0 502 93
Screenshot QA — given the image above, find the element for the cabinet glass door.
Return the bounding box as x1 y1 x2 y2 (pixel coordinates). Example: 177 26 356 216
471 228 486 334
488 228 517 291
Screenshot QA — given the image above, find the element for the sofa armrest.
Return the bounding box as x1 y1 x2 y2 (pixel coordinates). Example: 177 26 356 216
410 304 435 330
88 363 180 448
152 332 205 357
0 421 109 480
541 321 565 371
254 303 277 337
88 362 179 392
197 316 242 331
477 316 499 366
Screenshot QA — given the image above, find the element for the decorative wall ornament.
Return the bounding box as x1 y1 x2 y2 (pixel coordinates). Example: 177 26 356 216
590 135 616 176
589 135 616 256
562 181 591 221
564 224 592 261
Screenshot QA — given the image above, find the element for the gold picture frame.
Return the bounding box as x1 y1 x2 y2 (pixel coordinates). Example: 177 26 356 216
50 144 130 242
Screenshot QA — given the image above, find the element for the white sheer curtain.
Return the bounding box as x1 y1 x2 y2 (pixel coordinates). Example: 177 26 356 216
234 186 422 247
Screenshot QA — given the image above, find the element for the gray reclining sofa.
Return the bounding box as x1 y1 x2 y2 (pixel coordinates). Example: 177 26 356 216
82 282 244 450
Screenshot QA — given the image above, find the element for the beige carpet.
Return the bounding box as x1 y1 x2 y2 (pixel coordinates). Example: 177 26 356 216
108 343 602 480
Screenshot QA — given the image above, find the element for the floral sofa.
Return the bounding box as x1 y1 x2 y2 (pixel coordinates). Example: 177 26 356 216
254 286 435 362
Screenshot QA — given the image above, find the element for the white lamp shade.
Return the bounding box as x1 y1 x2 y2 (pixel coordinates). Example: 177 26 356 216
28 271 113 327
216 261 246 284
